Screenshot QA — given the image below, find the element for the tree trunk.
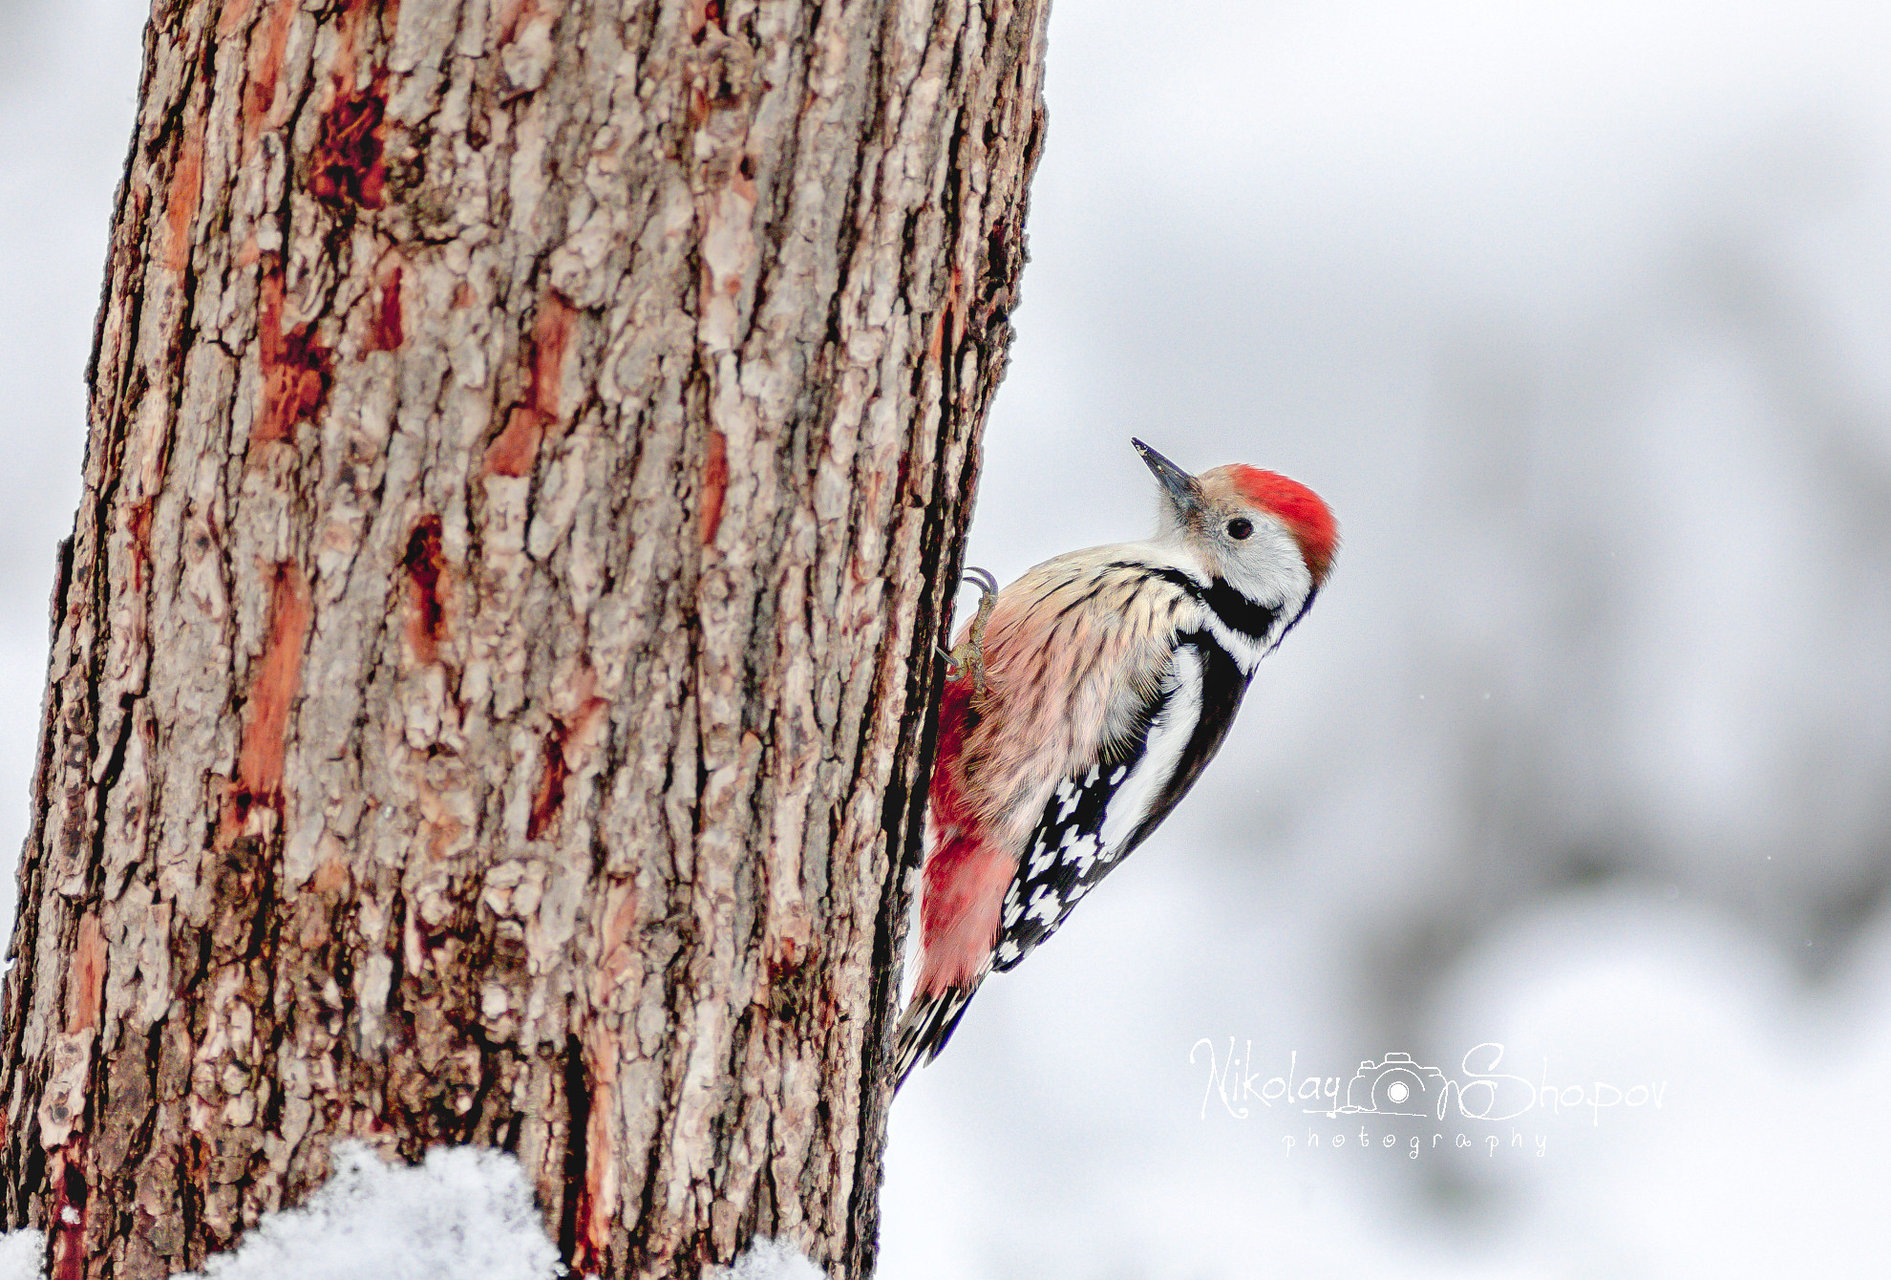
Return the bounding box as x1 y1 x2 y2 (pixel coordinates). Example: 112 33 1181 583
0 0 1046 1275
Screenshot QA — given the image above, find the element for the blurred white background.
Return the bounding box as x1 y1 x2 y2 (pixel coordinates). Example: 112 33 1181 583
5 2 1891 1277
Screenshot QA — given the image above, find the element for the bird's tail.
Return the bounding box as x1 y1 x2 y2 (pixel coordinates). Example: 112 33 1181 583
893 982 979 1089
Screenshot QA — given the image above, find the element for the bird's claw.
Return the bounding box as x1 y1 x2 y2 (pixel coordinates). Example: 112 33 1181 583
946 566 999 699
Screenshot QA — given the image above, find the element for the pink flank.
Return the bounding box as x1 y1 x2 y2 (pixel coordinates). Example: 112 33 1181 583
917 675 1015 995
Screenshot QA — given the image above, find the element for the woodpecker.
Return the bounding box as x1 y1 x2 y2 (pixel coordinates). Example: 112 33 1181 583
895 439 1337 1085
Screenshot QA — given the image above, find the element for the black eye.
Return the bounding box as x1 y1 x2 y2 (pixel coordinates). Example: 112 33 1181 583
1227 518 1253 541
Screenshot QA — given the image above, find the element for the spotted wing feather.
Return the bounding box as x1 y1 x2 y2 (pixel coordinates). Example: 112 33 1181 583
993 633 1250 972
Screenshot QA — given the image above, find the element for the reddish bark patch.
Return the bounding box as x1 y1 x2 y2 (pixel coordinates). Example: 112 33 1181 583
562 1028 620 1274
688 0 725 41
254 267 333 447
127 498 154 555
698 429 728 545
484 405 544 480
49 1137 87 1280
309 72 389 209
242 0 296 149
529 291 578 416
526 734 570 843
928 263 964 364
164 120 204 276
127 497 156 592
367 264 405 352
527 698 606 841
64 915 104 1036
402 515 448 663
575 1082 614 1272
595 886 641 992
483 290 578 478
229 561 311 823
216 0 257 40
496 0 538 44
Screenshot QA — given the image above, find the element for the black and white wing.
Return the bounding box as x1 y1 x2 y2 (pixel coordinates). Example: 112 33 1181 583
992 630 1251 972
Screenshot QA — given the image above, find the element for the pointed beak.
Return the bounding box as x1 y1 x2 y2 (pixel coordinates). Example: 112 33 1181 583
1132 438 1202 522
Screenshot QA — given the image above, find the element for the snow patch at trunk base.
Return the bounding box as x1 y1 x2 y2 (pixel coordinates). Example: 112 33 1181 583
178 1143 559 1280
708 1237 830 1280
0 1230 42 1280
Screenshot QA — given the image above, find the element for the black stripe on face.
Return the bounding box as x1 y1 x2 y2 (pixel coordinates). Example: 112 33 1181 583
1199 577 1279 643
1118 562 1280 644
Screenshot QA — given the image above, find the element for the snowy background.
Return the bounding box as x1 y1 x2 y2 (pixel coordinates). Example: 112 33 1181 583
5 1 1891 1276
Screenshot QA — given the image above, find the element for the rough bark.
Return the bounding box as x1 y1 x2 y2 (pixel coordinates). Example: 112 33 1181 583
0 0 1046 1276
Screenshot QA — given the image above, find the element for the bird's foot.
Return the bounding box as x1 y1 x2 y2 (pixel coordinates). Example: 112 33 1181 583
945 566 999 698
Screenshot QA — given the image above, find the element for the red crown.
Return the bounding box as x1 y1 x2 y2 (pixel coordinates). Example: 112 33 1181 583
1229 466 1337 584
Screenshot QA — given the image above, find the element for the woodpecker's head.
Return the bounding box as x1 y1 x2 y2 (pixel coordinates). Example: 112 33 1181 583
1134 438 1337 611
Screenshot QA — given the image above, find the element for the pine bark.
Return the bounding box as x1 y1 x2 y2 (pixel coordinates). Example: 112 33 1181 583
0 1 1046 1276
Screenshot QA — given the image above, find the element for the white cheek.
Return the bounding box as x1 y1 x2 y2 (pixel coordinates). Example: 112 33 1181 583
1231 526 1309 604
